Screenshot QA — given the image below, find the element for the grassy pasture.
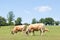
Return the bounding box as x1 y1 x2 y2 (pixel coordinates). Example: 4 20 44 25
0 26 60 40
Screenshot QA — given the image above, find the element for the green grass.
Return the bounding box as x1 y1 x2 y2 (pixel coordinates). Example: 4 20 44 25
0 26 60 40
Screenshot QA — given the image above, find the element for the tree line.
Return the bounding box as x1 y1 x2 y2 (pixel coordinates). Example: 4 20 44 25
0 11 60 26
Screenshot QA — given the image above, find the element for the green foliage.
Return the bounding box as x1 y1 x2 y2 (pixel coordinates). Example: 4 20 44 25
23 23 29 25
7 11 15 25
32 18 37 24
15 17 22 25
54 21 60 25
39 18 45 23
0 11 60 26
44 17 54 25
0 16 7 26
39 17 55 25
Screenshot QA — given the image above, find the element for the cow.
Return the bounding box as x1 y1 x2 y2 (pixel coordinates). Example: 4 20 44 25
25 23 48 36
11 25 26 35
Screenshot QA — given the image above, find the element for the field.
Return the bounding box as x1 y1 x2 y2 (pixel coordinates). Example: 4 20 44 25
0 26 60 40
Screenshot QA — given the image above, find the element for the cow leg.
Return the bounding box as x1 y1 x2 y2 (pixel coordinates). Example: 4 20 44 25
33 31 35 36
15 31 18 33
31 29 35 36
40 30 41 35
22 29 24 33
26 29 29 35
26 31 29 35
40 28 44 36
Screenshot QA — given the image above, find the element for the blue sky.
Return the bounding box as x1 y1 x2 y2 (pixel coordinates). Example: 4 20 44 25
0 0 60 23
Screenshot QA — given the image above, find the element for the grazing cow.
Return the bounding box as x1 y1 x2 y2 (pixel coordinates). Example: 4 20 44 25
11 25 26 35
25 23 48 36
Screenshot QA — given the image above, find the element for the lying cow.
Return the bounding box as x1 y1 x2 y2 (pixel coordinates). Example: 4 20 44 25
25 23 48 36
11 25 26 35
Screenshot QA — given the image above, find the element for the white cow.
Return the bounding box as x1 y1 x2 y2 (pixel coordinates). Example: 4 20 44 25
26 23 48 36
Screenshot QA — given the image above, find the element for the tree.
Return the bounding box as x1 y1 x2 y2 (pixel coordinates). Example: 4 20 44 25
32 18 37 24
39 18 45 23
15 17 22 25
44 17 54 25
54 21 60 25
7 11 15 25
0 16 6 26
23 23 30 25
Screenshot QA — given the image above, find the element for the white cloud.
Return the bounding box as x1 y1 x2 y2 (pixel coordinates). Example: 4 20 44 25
34 6 52 12
24 10 30 14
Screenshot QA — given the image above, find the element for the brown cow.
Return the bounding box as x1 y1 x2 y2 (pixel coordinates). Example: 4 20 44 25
11 25 26 35
25 23 48 36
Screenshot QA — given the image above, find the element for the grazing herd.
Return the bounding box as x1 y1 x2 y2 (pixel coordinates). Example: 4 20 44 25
11 23 48 36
